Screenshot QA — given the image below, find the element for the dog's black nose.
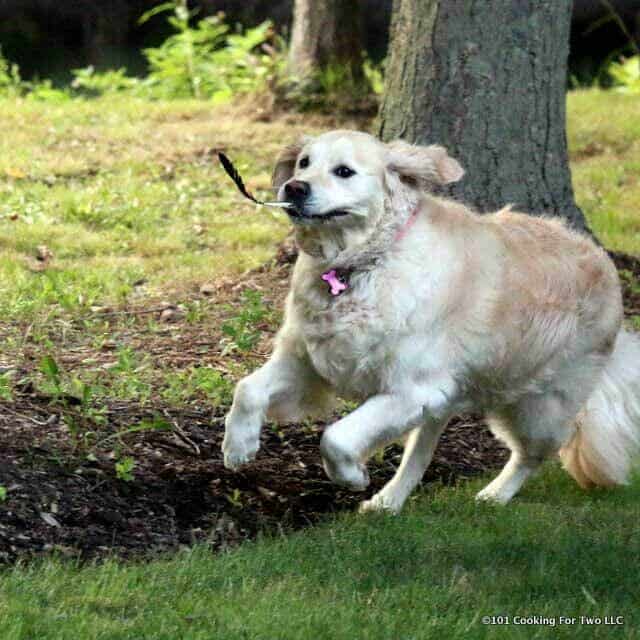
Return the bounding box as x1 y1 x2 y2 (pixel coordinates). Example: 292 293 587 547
284 180 310 200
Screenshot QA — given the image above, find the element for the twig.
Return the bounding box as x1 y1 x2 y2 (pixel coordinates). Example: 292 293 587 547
598 0 640 56
92 306 171 318
163 409 201 456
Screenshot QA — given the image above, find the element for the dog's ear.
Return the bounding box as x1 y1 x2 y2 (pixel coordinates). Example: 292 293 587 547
385 140 464 187
272 137 312 189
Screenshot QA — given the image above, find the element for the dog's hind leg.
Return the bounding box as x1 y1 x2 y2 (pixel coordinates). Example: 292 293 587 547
475 441 538 505
360 419 448 514
477 380 601 504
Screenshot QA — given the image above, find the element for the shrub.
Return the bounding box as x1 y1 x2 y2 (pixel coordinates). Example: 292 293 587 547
138 1 283 101
71 66 139 95
0 47 23 97
608 56 640 94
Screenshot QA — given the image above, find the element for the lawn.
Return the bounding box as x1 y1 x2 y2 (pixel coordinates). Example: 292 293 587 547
568 90 640 256
0 88 639 639
0 89 638 327
1 466 638 639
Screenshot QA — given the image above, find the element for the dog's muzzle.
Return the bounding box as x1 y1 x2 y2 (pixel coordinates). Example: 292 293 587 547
283 180 310 209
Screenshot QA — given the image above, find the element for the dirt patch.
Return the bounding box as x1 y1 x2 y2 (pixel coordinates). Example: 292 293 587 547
610 250 640 318
0 394 505 563
0 248 638 564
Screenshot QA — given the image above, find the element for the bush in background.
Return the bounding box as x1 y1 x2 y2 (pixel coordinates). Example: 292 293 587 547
0 47 22 98
71 1 284 102
608 55 640 94
0 0 383 109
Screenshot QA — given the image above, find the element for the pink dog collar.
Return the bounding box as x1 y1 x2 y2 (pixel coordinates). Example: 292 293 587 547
394 205 420 242
321 205 420 297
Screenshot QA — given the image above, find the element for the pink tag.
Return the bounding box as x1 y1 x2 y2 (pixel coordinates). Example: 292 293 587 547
321 269 348 296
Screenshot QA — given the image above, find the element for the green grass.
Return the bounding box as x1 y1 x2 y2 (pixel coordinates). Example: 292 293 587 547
568 89 640 256
0 89 637 327
1 90 640 638
1 465 638 639
0 96 311 321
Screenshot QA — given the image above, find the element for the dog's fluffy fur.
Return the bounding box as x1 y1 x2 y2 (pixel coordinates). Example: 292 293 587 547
222 130 640 512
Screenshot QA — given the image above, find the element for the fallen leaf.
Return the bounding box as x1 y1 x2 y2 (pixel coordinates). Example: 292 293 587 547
257 486 277 499
40 512 61 528
5 167 26 179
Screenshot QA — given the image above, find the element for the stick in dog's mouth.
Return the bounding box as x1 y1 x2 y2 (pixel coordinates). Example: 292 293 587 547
218 152 353 222
218 152 296 210
218 149 407 297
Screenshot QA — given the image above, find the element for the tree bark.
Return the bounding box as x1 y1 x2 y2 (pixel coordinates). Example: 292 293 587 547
288 0 365 84
378 0 589 231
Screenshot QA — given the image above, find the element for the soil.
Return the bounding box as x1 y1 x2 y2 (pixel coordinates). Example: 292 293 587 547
0 249 638 564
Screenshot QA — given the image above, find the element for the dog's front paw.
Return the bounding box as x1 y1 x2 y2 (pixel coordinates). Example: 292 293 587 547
222 434 259 471
320 431 370 491
322 456 370 491
475 486 510 505
359 492 402 515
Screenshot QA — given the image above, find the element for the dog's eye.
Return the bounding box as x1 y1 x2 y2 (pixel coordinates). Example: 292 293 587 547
333 165 355 179
298 156 310 169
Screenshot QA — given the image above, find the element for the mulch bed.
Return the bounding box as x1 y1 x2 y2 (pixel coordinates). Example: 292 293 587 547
0 397 504 563
0 249 638 564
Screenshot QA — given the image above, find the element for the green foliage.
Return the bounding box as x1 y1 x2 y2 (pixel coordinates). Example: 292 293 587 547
282 56 381 113
107 347 153 404
114 456 136 482
0 3 382 109
162 366 233 407
71 66 139 95
221 289 268 353
0 372 13 401
39 355 63 398
23 80 71 103
608 56 640 94
102 417 172 444
70 378 108 425
2 3 284 104
363 57 385 95
139 1 283 101
0 485 7 502
225 487 244 507
619 269 640 295
1 48 70 101
0 48 23 98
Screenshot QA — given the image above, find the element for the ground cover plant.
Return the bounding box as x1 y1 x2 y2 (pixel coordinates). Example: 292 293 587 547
0 83 639 637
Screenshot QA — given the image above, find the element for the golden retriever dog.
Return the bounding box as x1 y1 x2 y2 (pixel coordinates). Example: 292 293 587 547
222 130 640 512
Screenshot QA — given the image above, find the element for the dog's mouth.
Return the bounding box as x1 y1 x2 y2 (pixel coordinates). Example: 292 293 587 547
285 206 350 222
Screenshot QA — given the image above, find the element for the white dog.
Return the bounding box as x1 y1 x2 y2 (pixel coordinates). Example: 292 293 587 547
222 130 640 512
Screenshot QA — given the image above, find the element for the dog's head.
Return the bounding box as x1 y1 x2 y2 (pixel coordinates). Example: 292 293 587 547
273 130 464 227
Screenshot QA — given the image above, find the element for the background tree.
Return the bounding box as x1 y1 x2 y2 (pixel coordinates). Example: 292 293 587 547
378 0 589 230
287 0 365 87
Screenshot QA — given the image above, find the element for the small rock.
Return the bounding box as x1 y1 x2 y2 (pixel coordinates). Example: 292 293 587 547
199 282 216 296
36 245 54 262
160 306 185 323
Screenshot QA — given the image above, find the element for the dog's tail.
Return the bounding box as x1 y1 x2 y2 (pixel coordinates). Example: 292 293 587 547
560 329 640 488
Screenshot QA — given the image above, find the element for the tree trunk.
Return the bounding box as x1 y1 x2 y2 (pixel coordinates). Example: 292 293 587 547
288 0 365 84
378 0 589 231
